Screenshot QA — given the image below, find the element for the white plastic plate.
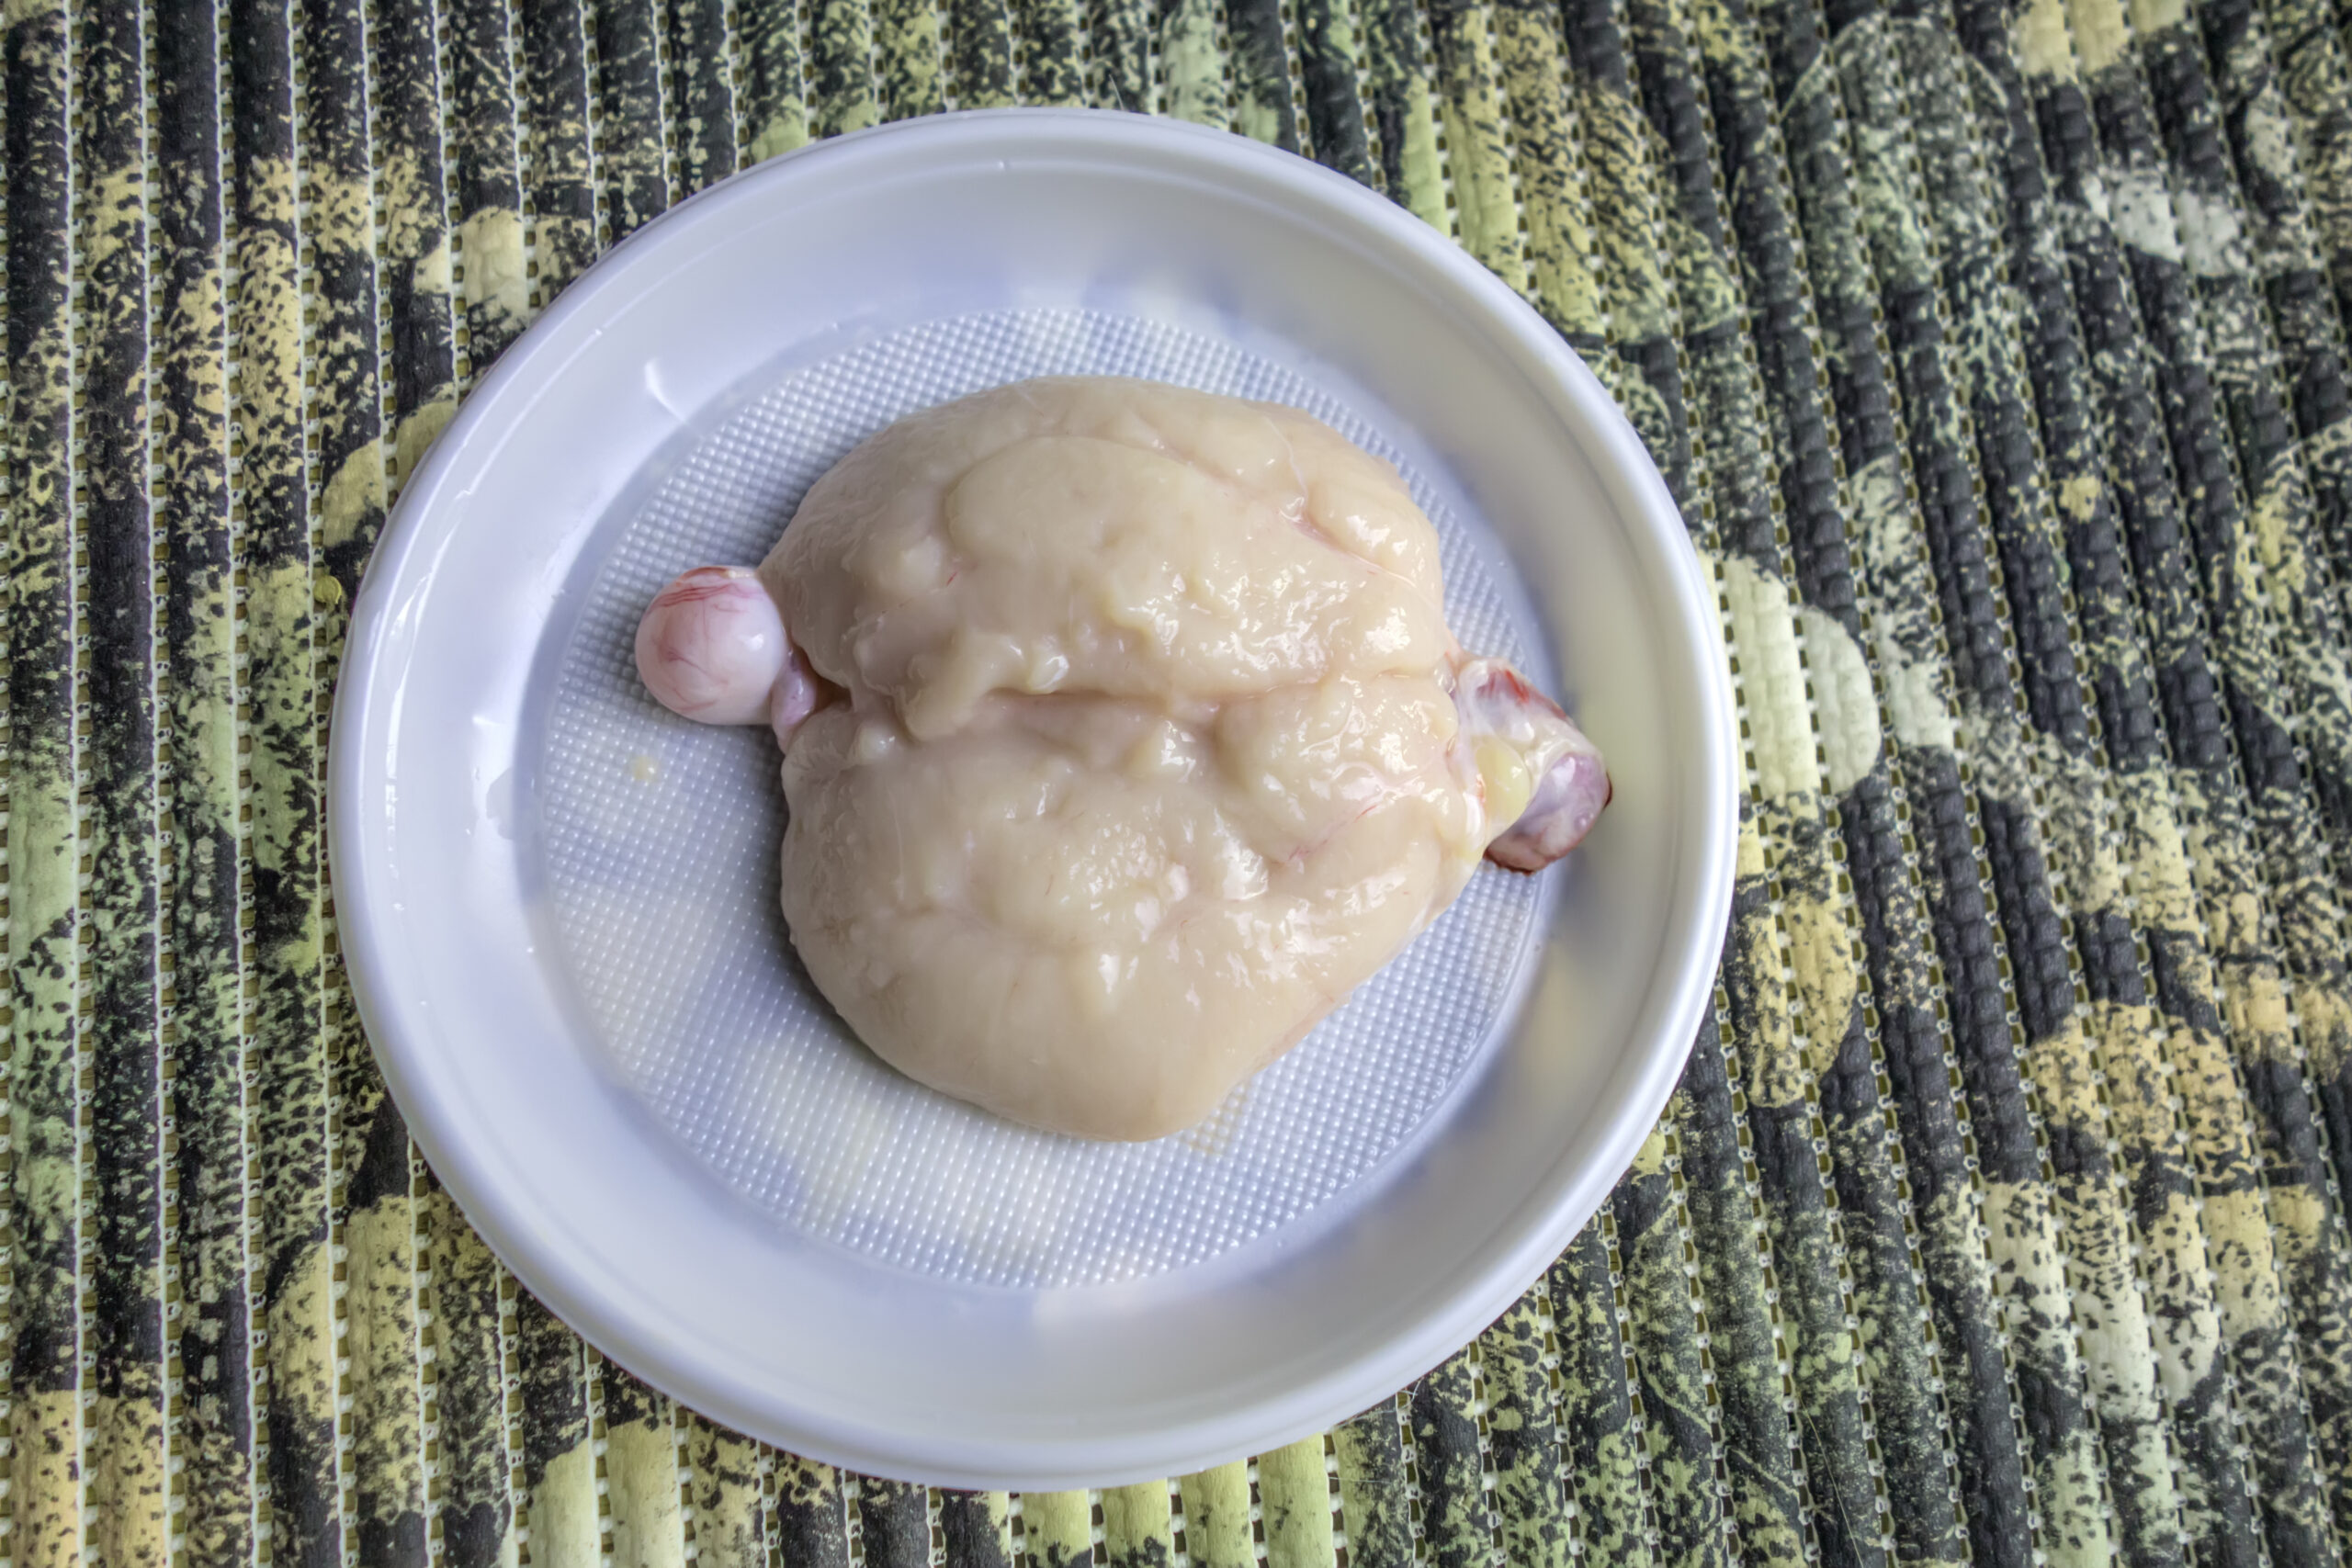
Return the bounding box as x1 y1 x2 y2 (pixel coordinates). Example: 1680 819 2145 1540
329 109 1737 1490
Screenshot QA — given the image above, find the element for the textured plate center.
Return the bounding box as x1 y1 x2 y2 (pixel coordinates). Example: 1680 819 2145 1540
534 307 1556 1288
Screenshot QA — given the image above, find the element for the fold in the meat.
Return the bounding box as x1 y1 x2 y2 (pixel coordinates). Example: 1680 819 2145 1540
635 378 1608 1139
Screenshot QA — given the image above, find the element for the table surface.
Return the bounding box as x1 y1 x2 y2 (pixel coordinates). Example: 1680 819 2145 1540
11 0 2352 1561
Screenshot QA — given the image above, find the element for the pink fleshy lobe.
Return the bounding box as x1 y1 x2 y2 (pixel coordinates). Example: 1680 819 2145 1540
1485 750 1611 872
1452 655 1611 872
635 566 791 727
769 642 824 748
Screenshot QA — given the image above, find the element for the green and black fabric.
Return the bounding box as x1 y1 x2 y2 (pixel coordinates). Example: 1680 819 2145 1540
15 0 2352 1562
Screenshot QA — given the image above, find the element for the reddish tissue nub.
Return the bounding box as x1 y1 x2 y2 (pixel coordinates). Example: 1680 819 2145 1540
634 567 789 728
1485 751 1612 873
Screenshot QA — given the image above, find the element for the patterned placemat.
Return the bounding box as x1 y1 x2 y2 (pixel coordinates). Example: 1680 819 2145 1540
12 0 2352 1559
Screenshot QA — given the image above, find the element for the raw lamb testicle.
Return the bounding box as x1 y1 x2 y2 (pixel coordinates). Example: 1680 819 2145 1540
634 378 1609 1141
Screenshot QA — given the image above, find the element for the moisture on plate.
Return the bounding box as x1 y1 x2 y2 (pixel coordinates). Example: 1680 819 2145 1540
633 377 1609 1140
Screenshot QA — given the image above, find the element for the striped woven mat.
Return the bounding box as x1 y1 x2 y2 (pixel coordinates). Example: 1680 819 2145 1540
12 0 2352 1554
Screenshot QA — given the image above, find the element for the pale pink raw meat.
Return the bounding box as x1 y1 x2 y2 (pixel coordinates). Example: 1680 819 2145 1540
633 378 1608 1139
